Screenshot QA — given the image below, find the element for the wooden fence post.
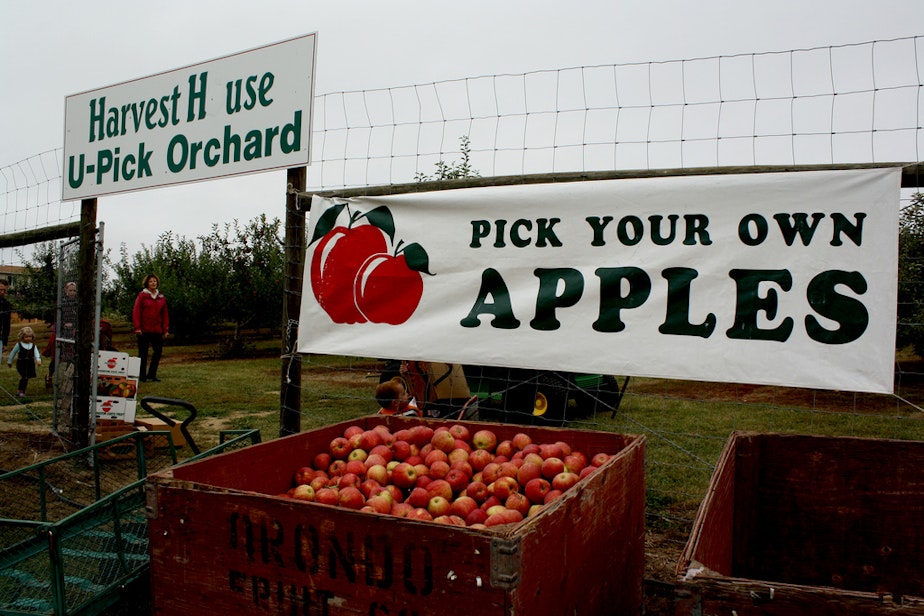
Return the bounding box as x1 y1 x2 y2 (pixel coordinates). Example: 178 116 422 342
280 167 307 436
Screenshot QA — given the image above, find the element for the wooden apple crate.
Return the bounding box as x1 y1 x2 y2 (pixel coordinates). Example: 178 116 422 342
146 416 645 615
675 431 924 615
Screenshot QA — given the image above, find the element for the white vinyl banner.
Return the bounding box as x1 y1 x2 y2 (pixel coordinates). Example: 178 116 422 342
298 168 901 394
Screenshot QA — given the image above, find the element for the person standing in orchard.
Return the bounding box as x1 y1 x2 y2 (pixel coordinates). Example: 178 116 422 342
132 274 169 382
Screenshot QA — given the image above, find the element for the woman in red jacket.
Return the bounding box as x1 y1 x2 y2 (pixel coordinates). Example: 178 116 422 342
132 274 169 382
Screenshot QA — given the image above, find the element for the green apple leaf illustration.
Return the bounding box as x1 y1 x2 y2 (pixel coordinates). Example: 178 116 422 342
361 206 396 243
309 203 347 244
400 242 434 275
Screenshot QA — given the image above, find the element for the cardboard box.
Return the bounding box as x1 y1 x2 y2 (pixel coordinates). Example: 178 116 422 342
94 396 137 423
97 350 130 376
97 374 138 398
134 417 186 448
146 417 646 615
675 431 924 615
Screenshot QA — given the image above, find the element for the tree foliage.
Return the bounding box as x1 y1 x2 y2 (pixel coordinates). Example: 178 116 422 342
415 135 480 182
898 192 924 355
107 214 283 349
12 242 59 323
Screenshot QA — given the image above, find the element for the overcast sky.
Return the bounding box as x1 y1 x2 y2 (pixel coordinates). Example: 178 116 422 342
1 0 922 261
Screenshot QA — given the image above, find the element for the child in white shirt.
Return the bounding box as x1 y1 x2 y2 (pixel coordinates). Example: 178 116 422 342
8 326 42 397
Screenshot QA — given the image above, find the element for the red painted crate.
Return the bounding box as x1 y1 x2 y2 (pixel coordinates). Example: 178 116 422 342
675 431 924 615
146 416 645 615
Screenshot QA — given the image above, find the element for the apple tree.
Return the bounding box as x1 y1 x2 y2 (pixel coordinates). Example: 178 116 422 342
898 192 924 356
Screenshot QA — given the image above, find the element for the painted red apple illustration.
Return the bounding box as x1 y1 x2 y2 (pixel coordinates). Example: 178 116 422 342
309 204 394 323
353 252 423 324
309 202 432 325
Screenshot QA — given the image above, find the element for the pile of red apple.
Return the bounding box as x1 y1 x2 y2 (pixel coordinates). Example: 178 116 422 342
282 423 612 528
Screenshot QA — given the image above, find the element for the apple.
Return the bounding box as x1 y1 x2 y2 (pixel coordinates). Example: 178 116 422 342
450 460 473 479
480 495 502 512
313 452 331 470
315 487 339 506
505 492 531 516
591 452 610 467
329 437 352 459
424 449 448 467
498 462 520 480
552 472 580 492
366 494 393 514
311 224 387 324
392 440 411 461
447 448 470 466
343 425 364 440
426 479 453 502
384 484 403 503
339 472 362 490
481 462 501 484
366 464 389 485
359 430 382 451
338 486 365 509
309 475 329 493
539 442 565 460
348 433 364 450
430 429 456 453
516 461 542 486
444 468 469 494
466 481 488 503
541 457 566 479
369 445 393 462
364 453 388 469
472 429 498 452
328 459 347 476
407 487 431 508
580 466 596 479
555 441 572 456
346 448 369 462
465 508 489 526
406 508 433 522
449 495 479 519
410 425 435 446
467 450 492 473
354 252 425 325
344 459 366 477
564 452 588 473
488 476 519 501
427 495 451 517
511 433 532 451
291 484 316 501
428 460 450 479
544 489 563 504
452 439 472 454
495 440 514 458
394 428 414 442
294 466 315 486
360 479 384 499
524 477 552 504
448 424 470 441
390 462 418 489
391 502 414 517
